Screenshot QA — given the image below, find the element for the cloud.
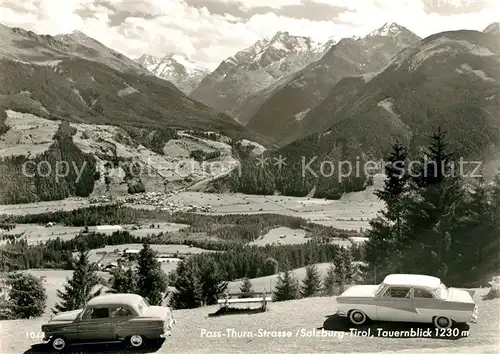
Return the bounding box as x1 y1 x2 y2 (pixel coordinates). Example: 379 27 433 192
0 0 498 70
217 0 303 10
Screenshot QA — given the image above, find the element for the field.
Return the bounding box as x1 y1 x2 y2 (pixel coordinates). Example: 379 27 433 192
2 288 498 354
164 191 382 231
0 198 90 216
0 222 189 246
228 263 333 293
86 243 215 274
0 192 382 231
247 227 309 246
0 174 384 231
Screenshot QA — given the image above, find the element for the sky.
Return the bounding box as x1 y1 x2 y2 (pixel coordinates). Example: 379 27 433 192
0 0 498 70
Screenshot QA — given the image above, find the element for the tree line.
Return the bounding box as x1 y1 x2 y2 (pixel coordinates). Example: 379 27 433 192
364 128 500 287
0 231 144 272
0 121 97 204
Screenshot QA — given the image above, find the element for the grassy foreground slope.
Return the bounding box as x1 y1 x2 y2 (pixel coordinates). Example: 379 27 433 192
2 290 498 354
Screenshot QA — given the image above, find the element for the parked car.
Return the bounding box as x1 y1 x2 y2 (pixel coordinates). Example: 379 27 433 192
41 293 176 352
335 274 478 328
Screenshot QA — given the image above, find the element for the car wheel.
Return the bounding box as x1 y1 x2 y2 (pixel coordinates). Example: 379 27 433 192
349 310 368 325
433 316 453 329
50 337 67 352
128 335 146 348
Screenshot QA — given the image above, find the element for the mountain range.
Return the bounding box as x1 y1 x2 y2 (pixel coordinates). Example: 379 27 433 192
0 24 252 138
190 31 335 123
0 23 267 204
244 22 420 144
0 20 499 203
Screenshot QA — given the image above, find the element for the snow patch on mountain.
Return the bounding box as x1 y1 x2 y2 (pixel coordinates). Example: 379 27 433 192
294 108 311 121
368 22 403 37
117 86 139 97
460 64 498 82
377 98 412 137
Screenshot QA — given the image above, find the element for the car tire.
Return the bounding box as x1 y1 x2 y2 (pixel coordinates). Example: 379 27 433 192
433 316 453 329
49 336 67 352
349 310 368 325
127 335 146 349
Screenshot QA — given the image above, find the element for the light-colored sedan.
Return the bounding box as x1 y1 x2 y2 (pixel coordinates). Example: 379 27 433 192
41 293 176 352
335 274 478 329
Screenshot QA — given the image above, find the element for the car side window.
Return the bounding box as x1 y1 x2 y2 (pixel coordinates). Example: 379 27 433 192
110 307 134 317
414 288 434 298
82 307 109 320
383 286 411 298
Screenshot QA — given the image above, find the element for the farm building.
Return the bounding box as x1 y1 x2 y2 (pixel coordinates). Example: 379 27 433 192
155 257 182 263
122 249 140 255
96 225 123 232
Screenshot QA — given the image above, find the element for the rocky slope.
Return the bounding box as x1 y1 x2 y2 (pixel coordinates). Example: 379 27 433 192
0 23 261 139
229 27 500 199
190 31 334 123
136 54 210 95
245 23 420 145
287 28 500 167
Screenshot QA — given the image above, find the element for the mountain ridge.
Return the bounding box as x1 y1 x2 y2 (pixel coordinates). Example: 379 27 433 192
190 30 335 121
244 22 420 145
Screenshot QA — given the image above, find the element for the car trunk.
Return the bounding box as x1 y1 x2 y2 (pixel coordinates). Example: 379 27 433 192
339 285 380 297
447 288 475 303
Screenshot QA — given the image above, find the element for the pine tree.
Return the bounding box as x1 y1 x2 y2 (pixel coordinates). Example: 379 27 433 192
300 264 321 297
332 250 355 293
263 257 279 275
272 266 299 302
398 128 466 280
6 273 47 319
136 243 167 305
413 127 452 187
449 174 500 285
322 263 337 296
111 267 137 293
365 140 409 277
239 278 254 298
376 140 408 212
171 260 203 309
196 257 228 305
53 247 99 313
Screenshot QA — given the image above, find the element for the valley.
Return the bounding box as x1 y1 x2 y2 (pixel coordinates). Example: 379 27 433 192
0 8 499 354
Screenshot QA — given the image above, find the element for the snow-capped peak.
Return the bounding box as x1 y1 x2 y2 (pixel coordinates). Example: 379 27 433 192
368 22 404 37
136 54 162 68
135 53 210 94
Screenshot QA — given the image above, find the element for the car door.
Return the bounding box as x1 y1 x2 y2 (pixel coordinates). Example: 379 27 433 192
412 287 436 323
77 306 114 343
109 306 137 340
376 286 414 322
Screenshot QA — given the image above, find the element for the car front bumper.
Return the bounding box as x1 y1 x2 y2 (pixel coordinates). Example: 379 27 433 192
160 318 177 338
469 304 478 323
335 310 347 317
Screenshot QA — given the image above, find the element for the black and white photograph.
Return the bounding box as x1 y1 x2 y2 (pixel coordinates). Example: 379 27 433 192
0 1 499 353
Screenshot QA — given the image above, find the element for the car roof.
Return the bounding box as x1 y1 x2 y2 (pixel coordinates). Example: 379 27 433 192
383 274 441 289
86 293 144 307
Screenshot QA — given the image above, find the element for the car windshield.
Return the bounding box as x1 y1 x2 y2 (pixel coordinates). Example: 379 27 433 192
374 283 386 296
137 299 149 314
434 282 449 300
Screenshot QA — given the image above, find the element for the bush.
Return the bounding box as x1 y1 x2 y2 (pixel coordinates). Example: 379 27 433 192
6 273 47 319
